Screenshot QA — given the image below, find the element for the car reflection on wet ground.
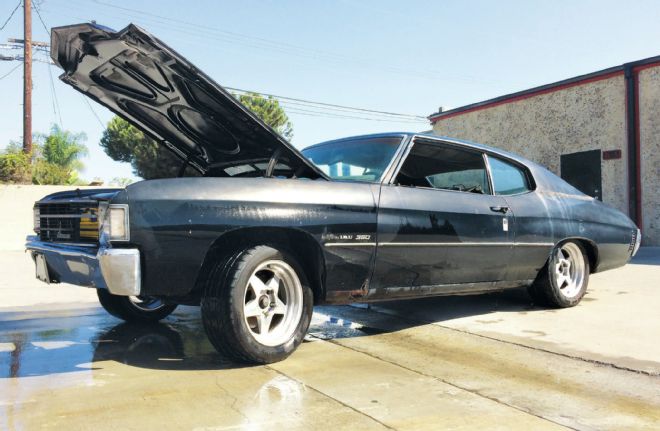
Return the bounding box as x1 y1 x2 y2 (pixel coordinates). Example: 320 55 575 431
2 252 660 430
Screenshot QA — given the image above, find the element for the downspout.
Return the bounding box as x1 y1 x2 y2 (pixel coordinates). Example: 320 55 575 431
624 64 642 229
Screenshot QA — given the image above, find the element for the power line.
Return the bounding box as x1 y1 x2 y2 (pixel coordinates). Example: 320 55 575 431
0 53 20 61
0 61 21 80
233 91 427 123
3 50 425 126
282 106 426 123
46 59 63 127
80 94 106 128
83 0 383 62
5 1 428 128
0 54 52 64
32 2 50 37
33 56 53 64
34 1 429 121
277 101 427 123
0 1 21 31
33 3 63 127
228 87 428 121
46 0 495 85
275 101 427 123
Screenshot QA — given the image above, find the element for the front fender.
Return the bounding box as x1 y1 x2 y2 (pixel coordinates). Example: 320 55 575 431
124 177 379 297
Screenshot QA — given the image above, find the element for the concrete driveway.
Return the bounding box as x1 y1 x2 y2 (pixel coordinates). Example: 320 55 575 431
1 249 659 430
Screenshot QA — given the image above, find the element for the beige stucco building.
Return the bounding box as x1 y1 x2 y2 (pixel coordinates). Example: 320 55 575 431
429 56 660 245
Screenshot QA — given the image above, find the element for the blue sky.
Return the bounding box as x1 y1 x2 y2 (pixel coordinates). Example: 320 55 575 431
2 0 660 182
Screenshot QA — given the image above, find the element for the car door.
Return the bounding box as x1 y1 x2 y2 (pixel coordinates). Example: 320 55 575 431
486 155 555 281
369 139 514 299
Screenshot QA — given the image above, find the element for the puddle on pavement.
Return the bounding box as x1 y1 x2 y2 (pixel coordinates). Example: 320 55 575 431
0 289 570 381
0 304 397 430
307 312 387 340
0 305 392 379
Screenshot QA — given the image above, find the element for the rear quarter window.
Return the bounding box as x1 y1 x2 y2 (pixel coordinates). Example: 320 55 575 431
488 156 532 195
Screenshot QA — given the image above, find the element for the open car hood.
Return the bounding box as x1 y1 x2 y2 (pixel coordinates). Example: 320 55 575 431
50 23 325 179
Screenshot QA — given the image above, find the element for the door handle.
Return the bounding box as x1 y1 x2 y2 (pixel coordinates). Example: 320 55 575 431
490 206 509 213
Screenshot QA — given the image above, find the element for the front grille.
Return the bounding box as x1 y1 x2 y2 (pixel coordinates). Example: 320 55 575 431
38 201 100 244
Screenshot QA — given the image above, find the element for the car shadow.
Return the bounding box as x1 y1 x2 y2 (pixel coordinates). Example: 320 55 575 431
371 286 542 323
91 321 243 371
0 289 546 378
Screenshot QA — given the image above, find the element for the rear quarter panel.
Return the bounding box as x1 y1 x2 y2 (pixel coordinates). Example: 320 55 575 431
531 167 636 273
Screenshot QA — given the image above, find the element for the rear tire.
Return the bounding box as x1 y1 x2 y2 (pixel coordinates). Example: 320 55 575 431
97 289 177 322
201 245 313 364
528 241 590 308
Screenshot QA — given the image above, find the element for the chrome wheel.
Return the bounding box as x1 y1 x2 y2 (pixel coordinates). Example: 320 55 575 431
128 296 166 312
243 260 303 347
554 242 586 299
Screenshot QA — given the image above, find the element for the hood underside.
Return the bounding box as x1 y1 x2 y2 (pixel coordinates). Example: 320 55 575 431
50 23 325 179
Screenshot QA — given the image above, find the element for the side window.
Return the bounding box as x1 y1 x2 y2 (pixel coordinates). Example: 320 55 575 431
395 142 491 194
488 156 531 195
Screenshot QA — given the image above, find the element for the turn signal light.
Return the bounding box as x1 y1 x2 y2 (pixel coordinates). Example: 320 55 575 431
103 204 129 241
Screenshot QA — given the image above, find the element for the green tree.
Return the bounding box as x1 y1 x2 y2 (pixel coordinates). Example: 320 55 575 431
32 125 88 185
32 160 72 185
100 92 293 179
100 116 182 180
109 177 134 187
0 143 32 184
236 92 293 140
40 125 88 170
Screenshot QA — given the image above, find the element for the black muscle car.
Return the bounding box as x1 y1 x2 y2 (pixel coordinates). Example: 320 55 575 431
26 23 641 363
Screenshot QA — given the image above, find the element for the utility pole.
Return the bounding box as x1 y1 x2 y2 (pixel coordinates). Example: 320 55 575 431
23 0 32 154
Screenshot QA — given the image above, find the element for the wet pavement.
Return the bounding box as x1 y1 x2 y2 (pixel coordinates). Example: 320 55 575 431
1 248 660 430
1 301 659 430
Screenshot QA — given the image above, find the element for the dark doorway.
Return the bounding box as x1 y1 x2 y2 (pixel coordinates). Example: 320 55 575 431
560 150 602 201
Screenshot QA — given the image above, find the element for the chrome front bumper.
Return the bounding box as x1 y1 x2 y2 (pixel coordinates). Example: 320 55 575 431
25 236 141 296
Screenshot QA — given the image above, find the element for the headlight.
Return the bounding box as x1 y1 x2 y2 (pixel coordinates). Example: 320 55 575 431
33 205 40 233
103 204 130 241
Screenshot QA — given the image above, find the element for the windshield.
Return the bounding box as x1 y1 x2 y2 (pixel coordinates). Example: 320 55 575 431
302 136 402 182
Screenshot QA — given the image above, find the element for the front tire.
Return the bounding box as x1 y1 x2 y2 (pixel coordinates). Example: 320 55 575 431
528 241 590 308
201 245 313 364
97 289 178 322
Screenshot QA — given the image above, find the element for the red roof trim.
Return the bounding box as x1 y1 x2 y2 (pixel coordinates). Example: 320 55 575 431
429 58 660 124
633 62 660 74
430 70 624 123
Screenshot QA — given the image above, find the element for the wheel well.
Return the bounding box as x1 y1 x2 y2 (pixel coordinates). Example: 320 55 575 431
557 237 599 273
192 227 326 304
